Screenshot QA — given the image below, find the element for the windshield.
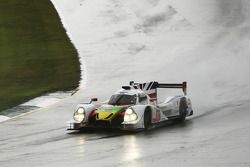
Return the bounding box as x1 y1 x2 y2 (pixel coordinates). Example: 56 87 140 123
108 94 137 105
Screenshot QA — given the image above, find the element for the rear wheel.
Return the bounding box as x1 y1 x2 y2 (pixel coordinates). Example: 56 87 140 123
176 98 187 122
144 108 151 130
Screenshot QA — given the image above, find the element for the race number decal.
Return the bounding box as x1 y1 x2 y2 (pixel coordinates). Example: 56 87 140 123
152 110 160 123
155 110 160 122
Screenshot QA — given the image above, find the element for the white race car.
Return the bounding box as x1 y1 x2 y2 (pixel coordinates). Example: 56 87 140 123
67 81 193 131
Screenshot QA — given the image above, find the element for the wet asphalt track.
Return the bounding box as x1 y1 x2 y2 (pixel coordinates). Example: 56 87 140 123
1 94 250 167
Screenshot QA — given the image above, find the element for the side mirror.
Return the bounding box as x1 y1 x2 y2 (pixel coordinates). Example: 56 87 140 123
90 98 98 103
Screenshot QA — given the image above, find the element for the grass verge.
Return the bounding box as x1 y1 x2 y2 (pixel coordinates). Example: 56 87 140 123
0 0 80 112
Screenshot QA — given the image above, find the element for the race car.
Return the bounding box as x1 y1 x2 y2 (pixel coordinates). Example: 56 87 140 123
67 81 193 131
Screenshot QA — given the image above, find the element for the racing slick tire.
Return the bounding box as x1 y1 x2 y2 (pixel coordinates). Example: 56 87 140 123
144 107 152 130
176 98 188 122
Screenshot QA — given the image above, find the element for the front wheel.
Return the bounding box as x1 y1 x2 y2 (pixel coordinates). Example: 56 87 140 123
144 108 151 130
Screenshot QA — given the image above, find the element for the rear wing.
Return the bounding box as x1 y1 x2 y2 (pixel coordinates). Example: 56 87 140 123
157 82 187 95
128 81 187 102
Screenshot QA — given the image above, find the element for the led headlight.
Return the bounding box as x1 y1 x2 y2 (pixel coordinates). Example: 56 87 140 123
126 108 133 115
124 108 138 122
73 107 85 122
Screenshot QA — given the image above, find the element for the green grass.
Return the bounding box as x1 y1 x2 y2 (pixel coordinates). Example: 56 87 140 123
0 0 81 112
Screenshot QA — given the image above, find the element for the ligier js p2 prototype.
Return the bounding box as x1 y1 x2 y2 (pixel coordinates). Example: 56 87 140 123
67 81 193 131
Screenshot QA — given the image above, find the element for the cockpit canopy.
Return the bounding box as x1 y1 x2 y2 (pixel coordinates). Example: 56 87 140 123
108 94 137 105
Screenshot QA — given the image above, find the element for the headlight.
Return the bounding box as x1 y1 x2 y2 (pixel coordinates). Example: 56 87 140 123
126 108 133 115
124 108 138 122
74 107 85 122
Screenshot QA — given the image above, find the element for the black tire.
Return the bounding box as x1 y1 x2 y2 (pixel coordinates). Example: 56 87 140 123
144 107 151 130
176 98 187 122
